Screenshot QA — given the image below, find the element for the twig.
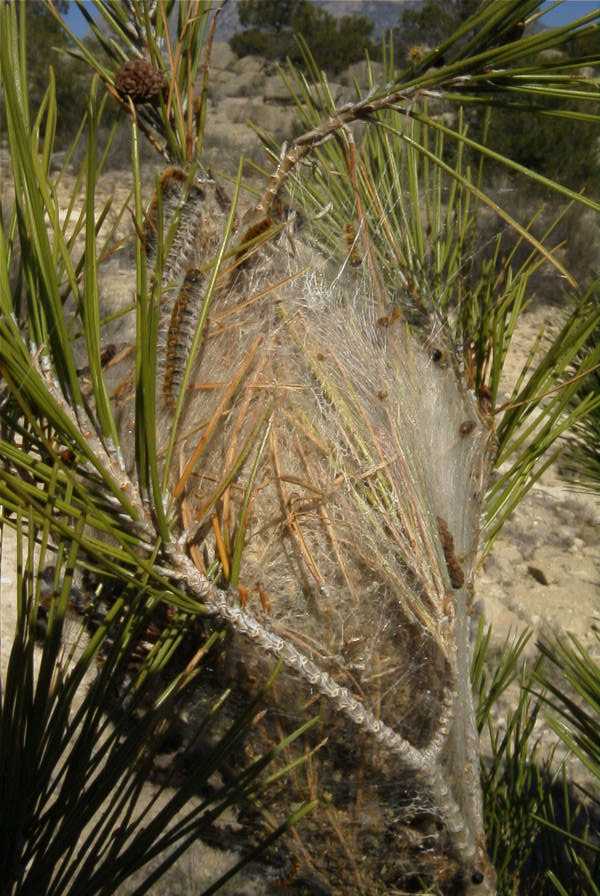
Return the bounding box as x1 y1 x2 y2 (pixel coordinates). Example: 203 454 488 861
36 353 153 537
164 543 483 873
247 85 423 223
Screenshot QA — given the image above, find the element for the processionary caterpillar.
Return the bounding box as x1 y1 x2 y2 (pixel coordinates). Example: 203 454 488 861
144 166 206 288
344 221 363 267
143 166 187 257
162 267 204 408
436 516 465 589
235 216 274 267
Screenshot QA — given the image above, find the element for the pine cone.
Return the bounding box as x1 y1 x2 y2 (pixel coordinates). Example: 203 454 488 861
114 58 165 104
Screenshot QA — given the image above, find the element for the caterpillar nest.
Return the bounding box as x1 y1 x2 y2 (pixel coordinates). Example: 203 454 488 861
97 169 496 896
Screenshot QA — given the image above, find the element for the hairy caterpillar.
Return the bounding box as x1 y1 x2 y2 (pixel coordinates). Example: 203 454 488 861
161 267 204 409
436 516 465 589
235 216 274 268
377 306 402 327
344 221 363 267
143 166 186 260
144 166 206 288
144 167 211 413
477 383 494 417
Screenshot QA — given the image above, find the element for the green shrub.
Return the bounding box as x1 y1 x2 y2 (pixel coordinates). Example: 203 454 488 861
230 0 376 75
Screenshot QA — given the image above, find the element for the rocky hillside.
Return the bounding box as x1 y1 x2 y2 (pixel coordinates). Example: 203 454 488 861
318 0 404 35
215 0 403 41
202 42 388 171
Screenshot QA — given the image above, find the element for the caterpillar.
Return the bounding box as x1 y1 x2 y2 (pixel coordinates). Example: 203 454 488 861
344 221 363 267
436 516 465 589
143 166 186 261
145 168 209 413
235 216 274 268
377 306 402 328
161 267 204 409
477 383 494 417
144 166 206 288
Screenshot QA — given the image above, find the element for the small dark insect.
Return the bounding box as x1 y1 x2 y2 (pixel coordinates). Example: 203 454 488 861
459 420 476 437
100 344 118 367
59 447 76 465
436 516 465 589
431 347 448 368
463 339 476 390
377 307 402 328
377 390 388 401
527 565 549 586
505 20 525 43
478 383 494 416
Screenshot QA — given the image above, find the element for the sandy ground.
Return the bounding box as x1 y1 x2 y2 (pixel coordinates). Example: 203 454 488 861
479 302 600 656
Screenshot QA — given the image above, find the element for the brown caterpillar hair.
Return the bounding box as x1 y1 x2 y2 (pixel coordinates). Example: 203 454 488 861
160 166 187 188
144 166 205 288
478 383 494 417
143 167 188 256
344 222 363 267
377 307 402 328
214 179 232 214
161 267 204 409
100 344 118 368
436 516 465 589
235 217 274 267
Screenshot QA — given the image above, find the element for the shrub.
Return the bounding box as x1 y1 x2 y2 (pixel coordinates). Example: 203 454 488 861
230 0 375 75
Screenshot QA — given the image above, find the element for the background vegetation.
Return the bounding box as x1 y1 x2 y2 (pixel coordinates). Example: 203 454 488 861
230 0 376 73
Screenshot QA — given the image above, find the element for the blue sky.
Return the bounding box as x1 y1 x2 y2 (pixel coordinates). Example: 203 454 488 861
62 1 599 39
541 1 600 26
62 1 95 37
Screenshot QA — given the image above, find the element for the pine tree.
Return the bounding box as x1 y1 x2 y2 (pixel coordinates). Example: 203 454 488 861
2 2 600 894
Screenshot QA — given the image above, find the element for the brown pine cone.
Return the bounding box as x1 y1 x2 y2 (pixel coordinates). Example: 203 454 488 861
114 58 165 104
